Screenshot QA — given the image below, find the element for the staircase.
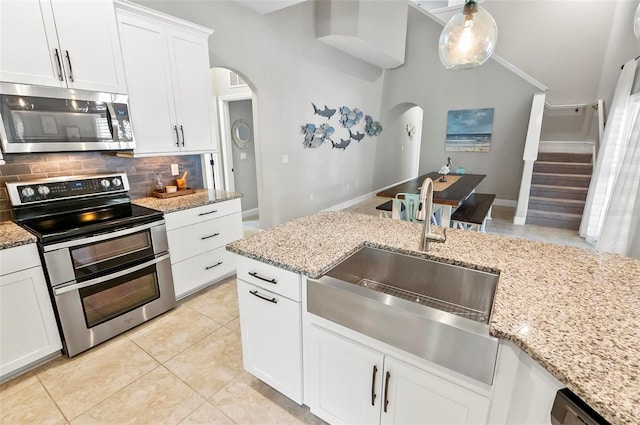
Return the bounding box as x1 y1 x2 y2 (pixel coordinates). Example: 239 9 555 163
526 152 592 230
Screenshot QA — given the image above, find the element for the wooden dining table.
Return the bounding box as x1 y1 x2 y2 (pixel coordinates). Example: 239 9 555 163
376 172 486 227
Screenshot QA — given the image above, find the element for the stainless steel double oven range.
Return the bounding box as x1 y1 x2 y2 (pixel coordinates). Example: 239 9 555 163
7 173 175 357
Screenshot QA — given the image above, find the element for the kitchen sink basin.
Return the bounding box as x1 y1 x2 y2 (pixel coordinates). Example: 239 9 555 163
325 246 499 324
307 246 501 385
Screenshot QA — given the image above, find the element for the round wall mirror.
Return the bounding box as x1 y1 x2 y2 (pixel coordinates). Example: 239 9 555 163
231 119 252 149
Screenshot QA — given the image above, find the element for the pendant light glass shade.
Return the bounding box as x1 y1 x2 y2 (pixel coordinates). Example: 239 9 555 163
438 0 497 70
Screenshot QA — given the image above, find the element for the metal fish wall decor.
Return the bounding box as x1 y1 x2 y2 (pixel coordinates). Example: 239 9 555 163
302 103 382 150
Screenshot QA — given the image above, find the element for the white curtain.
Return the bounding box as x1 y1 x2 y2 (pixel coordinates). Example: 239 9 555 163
579 58 640 255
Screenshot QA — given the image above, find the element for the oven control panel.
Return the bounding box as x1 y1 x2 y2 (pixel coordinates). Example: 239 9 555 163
6 173 130 205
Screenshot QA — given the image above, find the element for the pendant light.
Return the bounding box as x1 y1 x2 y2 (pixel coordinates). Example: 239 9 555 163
438 0 498 70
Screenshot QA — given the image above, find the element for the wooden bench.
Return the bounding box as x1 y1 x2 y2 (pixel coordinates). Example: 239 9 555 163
376 199 404 218
451 193 496 232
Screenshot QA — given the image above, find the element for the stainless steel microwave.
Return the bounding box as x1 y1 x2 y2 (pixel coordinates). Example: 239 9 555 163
0 83 135 153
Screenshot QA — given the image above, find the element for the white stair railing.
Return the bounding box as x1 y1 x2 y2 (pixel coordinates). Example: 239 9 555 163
513 92 546 225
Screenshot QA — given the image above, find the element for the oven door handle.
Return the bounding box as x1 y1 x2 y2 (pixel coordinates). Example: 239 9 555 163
44 220 165 252
53 253 170 296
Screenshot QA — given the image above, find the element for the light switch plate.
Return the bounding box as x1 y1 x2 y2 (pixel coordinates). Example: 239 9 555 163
170 164 179 176
282 155 289 164
240 152 247 160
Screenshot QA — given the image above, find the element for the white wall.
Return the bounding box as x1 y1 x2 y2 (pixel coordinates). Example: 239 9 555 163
137 0 385 228
380 6 539 202
373 103 423 188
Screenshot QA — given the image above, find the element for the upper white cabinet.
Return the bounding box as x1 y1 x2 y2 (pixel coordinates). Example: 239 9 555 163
0 0 127 93
115 1 218 156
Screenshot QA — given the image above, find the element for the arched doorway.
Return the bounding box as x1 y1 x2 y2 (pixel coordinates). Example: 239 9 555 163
210 67 260 233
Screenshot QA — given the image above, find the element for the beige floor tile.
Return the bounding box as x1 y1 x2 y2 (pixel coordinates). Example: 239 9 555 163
184 279 239 326
224 317 241 335
0 380 66 425
178 401 236 425
37 338 158 420
211 372 325 425
71 366 203 425
0 371 38 397
128 305 221 363
165 327 243 399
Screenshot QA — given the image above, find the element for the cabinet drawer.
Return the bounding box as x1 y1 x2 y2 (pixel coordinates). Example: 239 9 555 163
164 198 241 231
237 280 302 404
168 212 242 263
171 246 236 300
236 255 301 301
0 244 41 276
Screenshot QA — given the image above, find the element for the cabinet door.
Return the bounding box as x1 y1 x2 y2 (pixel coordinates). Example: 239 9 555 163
117 12 179 154
237 280 303 404
0 266 62 380
381 356 490 425
50 0 127 93
167 29 216 153
307 325 384 425
0 0 64 87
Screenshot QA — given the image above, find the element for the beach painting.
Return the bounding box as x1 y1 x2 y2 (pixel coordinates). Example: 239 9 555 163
445 108 494 152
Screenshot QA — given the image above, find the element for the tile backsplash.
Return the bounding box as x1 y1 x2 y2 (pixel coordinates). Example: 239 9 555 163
0 152 204 222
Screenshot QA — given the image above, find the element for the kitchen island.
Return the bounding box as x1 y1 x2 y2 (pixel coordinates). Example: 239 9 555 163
227 211 640 425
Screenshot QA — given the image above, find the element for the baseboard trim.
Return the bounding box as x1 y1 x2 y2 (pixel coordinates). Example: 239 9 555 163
242 208 259 219
494 199 517 208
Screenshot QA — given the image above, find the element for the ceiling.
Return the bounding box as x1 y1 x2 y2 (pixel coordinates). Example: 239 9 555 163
229 0 639 105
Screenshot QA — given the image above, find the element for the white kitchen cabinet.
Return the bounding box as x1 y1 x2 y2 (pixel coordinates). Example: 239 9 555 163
0 244 62 381
306 324 490 425
165 199 242 299
307 324 383 425
0 0 126 93
236 257 303 404
115 1 217 156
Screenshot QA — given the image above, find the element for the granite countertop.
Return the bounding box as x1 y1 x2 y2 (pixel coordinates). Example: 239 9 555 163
227 211 640 425
0 221 36 250
132 189 242 213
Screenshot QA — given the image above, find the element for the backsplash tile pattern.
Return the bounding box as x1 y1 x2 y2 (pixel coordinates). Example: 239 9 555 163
0 152 204 222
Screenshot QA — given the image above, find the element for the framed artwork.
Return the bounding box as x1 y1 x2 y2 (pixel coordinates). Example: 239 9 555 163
445 108 494 152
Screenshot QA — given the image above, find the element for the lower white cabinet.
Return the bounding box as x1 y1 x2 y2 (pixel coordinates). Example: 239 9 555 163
166 199 242 299
306 324 490 425
0 244 61 381
236 258 303 404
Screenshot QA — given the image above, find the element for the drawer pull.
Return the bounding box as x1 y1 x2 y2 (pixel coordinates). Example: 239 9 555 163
201 233 220 240
249 290 277 304
248 271 277 284
198 210 219 216
205 261 223 270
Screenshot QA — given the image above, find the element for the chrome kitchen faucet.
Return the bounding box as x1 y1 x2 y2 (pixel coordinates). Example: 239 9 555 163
416 178 447 251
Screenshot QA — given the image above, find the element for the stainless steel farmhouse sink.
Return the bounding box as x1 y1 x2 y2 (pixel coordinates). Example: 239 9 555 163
307 247 501 385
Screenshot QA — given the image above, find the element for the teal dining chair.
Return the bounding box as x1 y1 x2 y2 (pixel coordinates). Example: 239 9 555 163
394 193 420 222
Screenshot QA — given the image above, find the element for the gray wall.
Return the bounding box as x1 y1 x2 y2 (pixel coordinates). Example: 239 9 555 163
377 6 540 202
229 99 258 212
138 0 385 228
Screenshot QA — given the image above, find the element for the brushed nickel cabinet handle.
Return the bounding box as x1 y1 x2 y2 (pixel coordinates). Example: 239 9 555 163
205 261 223 270
174 125 180 146
371 365 378 406
248 271 277 284
179 125 185 146
249 289 277 304
198 210 218 216
53 49 64 81
383 371 390 413
201 233 220 240
65 50 74 82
